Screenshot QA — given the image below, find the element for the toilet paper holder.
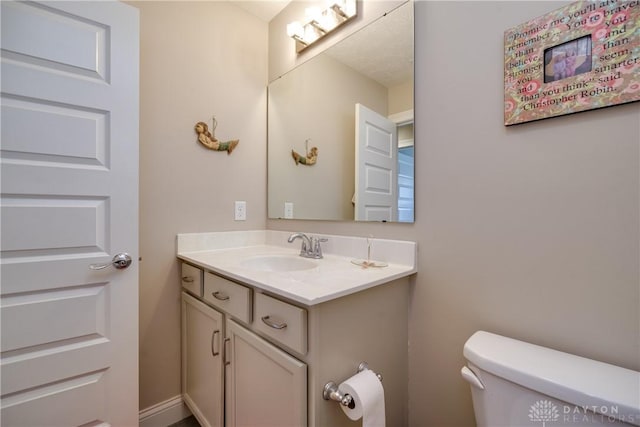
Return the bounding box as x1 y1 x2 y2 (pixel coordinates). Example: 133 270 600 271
323 362 383 409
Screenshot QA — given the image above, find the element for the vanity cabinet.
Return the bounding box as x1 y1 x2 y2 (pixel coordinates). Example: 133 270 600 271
181 265 308 427
180 259 410 427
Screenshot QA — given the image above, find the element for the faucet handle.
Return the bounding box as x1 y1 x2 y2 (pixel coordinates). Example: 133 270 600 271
312 237 328 258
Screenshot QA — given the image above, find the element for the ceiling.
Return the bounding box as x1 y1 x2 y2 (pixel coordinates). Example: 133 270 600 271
233 1 290 22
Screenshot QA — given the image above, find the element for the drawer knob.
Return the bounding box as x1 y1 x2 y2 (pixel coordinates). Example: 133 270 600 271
261 315 287 330
182 276 195 283
212 291 230 301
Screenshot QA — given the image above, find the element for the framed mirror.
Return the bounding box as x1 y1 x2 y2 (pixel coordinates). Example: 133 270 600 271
268 1 414 222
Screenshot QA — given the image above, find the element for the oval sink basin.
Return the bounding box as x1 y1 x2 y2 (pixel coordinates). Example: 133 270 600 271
240 255 317 272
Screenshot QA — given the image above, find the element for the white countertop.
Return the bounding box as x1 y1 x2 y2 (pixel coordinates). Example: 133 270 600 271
176 230 417 305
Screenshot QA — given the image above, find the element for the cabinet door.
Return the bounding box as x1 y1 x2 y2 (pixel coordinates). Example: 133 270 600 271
182 292 224 427
226 319 307 427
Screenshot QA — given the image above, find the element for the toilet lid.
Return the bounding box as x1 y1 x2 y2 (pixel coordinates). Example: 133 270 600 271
464 331 640 426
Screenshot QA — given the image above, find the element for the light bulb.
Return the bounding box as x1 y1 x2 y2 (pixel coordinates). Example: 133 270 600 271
305 6 322 22
287 21 304 39
342 0 356 18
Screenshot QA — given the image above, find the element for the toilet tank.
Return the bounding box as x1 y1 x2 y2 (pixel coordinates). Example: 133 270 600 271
462 331 640 427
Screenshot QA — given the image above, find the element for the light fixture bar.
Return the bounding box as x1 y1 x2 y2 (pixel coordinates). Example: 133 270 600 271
288 0 357 53
309 20 328 34
330 4 348 19
292 35 308 46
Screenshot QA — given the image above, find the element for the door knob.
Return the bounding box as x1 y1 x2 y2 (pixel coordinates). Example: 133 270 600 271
90 253 132 270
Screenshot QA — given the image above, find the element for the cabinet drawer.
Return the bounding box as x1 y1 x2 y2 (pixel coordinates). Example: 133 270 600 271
181 263 202 297
254 293 307 355
204 272 251 324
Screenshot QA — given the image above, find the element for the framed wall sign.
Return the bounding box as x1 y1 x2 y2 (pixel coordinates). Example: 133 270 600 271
504 0 640 126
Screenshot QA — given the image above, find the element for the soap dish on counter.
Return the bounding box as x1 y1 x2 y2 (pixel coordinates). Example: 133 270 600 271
351 259 388 268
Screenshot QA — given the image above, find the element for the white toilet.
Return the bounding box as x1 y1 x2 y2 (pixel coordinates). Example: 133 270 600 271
462 331 640 426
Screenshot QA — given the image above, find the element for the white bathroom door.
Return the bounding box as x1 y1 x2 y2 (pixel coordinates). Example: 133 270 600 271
354 103 398 221
0 1 139 426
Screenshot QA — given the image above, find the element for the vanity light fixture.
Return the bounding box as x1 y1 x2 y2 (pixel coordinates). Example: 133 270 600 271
286 0 357 53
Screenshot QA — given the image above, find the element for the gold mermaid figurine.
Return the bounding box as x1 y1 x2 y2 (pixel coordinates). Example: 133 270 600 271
291 146 318 165
194 121 239 154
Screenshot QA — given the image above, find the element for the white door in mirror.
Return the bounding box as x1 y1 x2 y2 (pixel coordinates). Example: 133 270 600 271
355 103 398 222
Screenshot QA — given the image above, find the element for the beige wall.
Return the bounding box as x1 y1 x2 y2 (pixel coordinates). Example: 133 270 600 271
389 80 413 115
132 1 267 410
268 1 640 426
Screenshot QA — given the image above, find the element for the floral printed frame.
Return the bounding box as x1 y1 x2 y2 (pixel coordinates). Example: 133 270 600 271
504 0 640 126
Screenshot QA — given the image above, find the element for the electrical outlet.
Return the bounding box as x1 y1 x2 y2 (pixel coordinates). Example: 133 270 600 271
284 202 294 219
234 201 246 221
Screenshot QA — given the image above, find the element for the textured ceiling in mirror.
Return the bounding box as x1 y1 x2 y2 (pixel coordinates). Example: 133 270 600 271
325 2 413 88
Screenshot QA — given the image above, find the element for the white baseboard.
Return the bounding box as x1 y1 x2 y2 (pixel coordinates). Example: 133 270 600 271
139 395 192 427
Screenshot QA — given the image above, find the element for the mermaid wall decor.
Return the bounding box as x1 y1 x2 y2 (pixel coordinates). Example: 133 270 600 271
291 139 318 166
194 117 239 154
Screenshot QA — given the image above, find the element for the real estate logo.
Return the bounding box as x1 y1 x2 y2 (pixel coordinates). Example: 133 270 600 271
530 400 560 426
528 400 634 425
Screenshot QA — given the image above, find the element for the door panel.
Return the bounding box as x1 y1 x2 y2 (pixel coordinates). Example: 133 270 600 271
0 1 109 78
226 319 307 427
2 371 108 427
1 284 107 352
1 337 109 395
1 95 109 165
182 293 224 427
0 1 139 425
1 196 108 252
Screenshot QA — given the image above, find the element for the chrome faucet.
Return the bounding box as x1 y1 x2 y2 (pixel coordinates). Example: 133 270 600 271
287 232 311 255
288 233 328 259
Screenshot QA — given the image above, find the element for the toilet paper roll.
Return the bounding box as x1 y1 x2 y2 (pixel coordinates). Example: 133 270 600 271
339 369 385 427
